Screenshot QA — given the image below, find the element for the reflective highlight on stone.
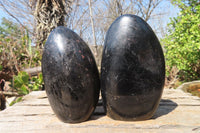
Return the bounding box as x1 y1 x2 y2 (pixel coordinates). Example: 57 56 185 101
101 14 165 121
42 26 100 123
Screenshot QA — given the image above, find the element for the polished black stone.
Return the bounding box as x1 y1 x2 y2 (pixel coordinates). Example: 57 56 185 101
42 26 100 123
101 14 165 121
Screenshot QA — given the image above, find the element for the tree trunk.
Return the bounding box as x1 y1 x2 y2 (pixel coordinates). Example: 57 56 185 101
34 0 72 46
88 0 98 56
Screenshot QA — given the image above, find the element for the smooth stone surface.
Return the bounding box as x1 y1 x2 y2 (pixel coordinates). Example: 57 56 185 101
42 26 100 123
101 14 165 121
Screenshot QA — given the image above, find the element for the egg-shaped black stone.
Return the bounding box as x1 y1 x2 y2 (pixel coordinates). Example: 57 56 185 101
101 14 165 121
42 26 100 123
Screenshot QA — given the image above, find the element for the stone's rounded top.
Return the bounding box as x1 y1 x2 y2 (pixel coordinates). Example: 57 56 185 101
106 15 156 44
45 26 82 53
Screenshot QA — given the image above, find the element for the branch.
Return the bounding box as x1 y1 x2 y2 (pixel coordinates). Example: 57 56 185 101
0 91 22 97
23 66 41 76
0 1 25 28
144 0 153 21
136 0 145 19
0 1 34 35
88 0 97 46
146 0 162 21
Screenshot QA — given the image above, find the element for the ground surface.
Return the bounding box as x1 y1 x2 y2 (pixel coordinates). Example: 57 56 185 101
0 88 200 133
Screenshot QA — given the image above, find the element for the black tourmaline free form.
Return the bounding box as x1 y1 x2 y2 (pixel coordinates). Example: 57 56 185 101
42 26 100 123
101 14 165 121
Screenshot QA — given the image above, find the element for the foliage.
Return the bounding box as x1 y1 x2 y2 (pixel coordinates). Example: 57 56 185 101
12 71 44 95
29 73 43 91
0 18 42 77
171 0 200 10
9 97 23 106
0 65 2 71
13 71 30 95
162 1 200 81
9 71 43 106
0 17 21 39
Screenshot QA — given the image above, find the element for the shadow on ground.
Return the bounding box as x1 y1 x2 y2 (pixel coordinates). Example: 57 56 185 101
89 99 105 120
90 99 178 121
152 99 178 119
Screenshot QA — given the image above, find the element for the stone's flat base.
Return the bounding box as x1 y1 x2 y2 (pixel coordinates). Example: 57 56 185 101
0 89 200 133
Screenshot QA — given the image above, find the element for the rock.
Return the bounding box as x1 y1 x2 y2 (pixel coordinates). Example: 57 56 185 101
101 14 165 121
42 26 100 123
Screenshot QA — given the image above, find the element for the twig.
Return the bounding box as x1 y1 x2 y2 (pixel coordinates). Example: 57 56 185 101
0 1 34 35
0 91 22 97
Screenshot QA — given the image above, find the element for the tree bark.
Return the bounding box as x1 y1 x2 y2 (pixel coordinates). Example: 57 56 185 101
34 0 72 46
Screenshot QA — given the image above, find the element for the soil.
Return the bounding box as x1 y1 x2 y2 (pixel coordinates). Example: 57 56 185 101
0 71 13 81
